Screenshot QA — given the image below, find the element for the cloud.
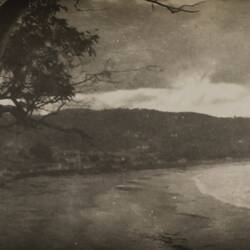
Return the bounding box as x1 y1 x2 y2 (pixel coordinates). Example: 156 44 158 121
71 76 250 117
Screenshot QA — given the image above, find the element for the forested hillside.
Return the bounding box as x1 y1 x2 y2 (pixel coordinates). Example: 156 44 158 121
1 109 250 169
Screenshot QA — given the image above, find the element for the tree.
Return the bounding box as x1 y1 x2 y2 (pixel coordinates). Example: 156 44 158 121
0 0 203 126
0 0 98 126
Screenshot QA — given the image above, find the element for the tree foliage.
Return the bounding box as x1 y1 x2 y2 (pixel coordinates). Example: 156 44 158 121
0 0 99 124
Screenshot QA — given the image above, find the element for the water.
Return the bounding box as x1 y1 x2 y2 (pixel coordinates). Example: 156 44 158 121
194 161 250 209
1 163 250 250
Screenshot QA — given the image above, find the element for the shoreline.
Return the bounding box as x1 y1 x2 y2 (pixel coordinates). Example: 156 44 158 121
1 157 250 188
193 163 250 210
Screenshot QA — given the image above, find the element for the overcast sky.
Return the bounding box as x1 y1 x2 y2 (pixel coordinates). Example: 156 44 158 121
63 0 250 117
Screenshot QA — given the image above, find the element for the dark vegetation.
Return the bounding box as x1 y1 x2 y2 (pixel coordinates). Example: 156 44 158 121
1 109 250 175
0 0 98 126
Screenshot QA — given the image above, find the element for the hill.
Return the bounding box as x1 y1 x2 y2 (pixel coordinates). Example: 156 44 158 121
1 109 250 171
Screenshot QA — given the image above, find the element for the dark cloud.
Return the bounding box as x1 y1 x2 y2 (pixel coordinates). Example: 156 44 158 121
63 0 250 91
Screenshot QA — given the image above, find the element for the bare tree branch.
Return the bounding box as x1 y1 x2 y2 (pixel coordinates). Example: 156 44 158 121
145 0 206 13
72 64 162 89
37 102 66 122
73 0 204 13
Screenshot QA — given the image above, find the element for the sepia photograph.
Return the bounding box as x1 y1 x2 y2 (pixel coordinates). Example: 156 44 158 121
1 0 250 249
